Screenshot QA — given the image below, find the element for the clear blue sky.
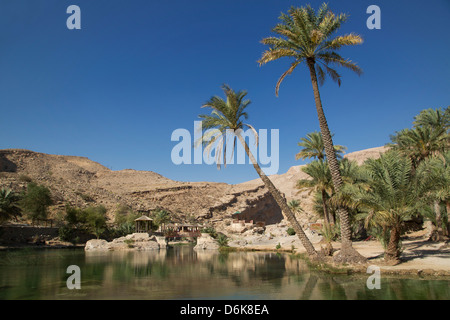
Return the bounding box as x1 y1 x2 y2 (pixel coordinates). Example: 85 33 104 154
1 0 449 184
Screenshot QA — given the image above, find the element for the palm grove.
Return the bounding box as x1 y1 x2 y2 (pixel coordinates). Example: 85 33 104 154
197 3 449 264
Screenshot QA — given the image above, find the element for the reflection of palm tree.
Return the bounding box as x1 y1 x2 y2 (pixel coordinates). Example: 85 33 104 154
300 274 318 300
198 85 319 259
259 3 365 263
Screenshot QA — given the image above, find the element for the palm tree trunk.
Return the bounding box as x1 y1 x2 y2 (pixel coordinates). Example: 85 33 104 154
321 190 334 225
446 201 450 236
385 225 401 264
321 190 330 225
236 132 320 260
306 58 366 263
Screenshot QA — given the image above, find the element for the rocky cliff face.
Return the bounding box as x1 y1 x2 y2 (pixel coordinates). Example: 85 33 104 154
0 147 387 228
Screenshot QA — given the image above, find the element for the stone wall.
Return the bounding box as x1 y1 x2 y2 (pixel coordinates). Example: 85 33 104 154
0 225 94 245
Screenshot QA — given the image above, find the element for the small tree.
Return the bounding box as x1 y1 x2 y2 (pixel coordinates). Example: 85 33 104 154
152 208 172 230
20 183 53 223
113 204 139 235
84 205 107 239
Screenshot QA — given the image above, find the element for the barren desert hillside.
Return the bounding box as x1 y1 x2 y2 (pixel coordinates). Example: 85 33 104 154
0 147 387 225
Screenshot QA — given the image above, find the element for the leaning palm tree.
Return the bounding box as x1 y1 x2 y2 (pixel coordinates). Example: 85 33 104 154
198 85 320 259
259 3 365 263
296 131 346 162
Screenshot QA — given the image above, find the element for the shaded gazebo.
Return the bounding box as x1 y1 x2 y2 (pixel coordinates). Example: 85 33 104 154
135 216 153 233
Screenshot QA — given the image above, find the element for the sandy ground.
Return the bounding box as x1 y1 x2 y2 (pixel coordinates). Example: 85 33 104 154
229 229 450 276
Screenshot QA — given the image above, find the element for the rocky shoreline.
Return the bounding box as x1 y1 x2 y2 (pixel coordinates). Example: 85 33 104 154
84 233 167 251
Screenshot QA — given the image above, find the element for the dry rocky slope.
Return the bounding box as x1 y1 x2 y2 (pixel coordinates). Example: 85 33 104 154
0 147 387 228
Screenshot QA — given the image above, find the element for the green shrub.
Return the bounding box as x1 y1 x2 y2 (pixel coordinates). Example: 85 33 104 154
286 227 296 236
201 226 217 238
58 225 74 242
83 205 107 239
216 234 229 247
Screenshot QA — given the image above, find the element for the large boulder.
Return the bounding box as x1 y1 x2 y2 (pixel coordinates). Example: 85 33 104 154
85 233 164 251
84 239 110 252
193 233 219 250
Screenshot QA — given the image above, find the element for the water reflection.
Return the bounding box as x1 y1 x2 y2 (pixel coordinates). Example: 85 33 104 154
0 247 448 300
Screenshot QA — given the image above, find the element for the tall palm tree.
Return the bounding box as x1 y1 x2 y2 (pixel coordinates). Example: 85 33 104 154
259 3 365 262
296 131 346 162
198 85 320 259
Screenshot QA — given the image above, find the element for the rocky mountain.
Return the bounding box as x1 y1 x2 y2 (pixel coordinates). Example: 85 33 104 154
0 146 387 227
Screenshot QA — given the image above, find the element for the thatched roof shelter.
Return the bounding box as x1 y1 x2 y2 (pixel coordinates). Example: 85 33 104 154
135 215 153 233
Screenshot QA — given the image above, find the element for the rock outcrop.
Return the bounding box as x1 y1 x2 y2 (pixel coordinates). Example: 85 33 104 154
193 233 219 250
84 233 167 251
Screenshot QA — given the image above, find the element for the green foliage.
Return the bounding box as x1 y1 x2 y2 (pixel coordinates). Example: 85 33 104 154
201 226 218 239
151 208 171 230
216 234 229 247
83 205 107 239
197 84 257 169
286 227 296 236
58 225 75 243
259 3 363 95
389 106 449 169
0 188 22 224
296 131 346 161
113 204 139 235
64 204 82 226
275 243 282 250
320 223 339 242
63 204 108 239
287 199 302 213
20 183 53 223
